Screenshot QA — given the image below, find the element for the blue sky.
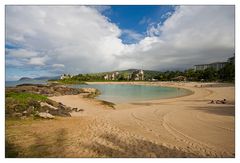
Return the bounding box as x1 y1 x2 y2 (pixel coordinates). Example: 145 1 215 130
102 5 176 43
5 5 234 81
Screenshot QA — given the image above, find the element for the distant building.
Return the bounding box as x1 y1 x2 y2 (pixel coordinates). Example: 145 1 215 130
104 70 144 81
194 55 234 71
103 72 119 80
129 70 144 81
228 56 235 64
60 74 72 80
194 62 227 71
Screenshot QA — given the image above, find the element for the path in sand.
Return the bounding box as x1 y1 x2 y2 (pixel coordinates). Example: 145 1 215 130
49 82 235 157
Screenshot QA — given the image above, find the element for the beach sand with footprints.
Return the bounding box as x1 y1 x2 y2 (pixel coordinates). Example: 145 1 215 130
6 82 235 157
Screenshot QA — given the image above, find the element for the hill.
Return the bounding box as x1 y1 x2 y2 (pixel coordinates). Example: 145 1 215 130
19 77 32 81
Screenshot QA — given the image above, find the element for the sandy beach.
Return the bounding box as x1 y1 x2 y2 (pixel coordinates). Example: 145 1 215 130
49 82 234 157
6 82 235 157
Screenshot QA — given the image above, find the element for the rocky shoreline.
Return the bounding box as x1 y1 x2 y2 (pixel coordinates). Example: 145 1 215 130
6 83 99 119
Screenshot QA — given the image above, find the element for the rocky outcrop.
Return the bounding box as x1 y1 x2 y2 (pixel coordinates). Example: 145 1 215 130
6 97 76 119
6 83 82 97
80 88 101 98
79 88 98 93
5 84 102 119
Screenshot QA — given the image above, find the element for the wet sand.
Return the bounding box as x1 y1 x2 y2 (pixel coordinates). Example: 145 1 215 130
49 82 235 157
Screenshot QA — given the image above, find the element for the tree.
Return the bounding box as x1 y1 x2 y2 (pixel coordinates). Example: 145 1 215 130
218 63 235 82
203 68 218 81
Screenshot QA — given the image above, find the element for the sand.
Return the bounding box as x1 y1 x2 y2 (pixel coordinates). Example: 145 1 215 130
6 82 235 157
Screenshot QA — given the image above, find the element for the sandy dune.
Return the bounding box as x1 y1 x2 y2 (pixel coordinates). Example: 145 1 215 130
47 82 234 157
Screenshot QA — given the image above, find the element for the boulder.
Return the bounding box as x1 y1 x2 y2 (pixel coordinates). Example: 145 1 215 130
38 112 55 119
41 102 58 110
12 112 22 118
80 88 98 94
22 110 28 115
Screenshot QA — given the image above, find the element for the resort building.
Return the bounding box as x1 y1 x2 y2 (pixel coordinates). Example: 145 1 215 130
103 70 144 81
194 62 227 71
103 72 119 80
194 55 234 71
129 69 144 81
60 74 72 80
228 56 235 64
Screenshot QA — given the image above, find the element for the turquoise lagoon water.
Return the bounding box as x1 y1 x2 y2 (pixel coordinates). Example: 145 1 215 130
70 84 192 103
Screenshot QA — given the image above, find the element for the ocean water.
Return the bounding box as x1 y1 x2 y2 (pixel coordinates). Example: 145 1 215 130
70 84 192 103
5 80 47 87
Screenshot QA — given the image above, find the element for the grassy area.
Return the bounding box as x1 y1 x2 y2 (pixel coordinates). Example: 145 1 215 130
6 92 47 103
5 92 48 118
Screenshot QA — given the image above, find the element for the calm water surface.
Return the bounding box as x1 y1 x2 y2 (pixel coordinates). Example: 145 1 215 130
70 84 192 103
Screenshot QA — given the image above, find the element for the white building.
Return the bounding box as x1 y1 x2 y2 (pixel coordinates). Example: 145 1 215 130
103 72 119 80
130 70 144 80
60 74 72 80
194 62 227 71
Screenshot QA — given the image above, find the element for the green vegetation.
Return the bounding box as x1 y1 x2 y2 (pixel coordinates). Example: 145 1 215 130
6 92 47 103
218 62 235 82
57 79 87 84
5 92 48 118
53 60 234 83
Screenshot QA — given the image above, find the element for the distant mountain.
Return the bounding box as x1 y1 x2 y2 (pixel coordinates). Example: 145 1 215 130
34 76 60 80
88 69 163 80
92 69 161 74
18 76 60 81
19 77 32 81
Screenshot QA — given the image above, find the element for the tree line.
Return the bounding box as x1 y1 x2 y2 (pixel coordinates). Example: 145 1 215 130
57 61 234 83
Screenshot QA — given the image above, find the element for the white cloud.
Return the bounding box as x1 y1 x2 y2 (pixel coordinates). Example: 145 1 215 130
121 29 144 43
6 5 235 77
52 64 65 68
28 56 48 66
161 11 173 19
120 5 234 70
7 49 38 58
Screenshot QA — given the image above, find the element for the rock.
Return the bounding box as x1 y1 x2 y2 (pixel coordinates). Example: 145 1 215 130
38 112 55 119
77 108 84 112
12 112 22 118
40 102 58 110
72 107 84 112
46 99 59 108
80 88 98 94
48 109 71 117
20 116 27 120
22 110 28 115
72 107 77 111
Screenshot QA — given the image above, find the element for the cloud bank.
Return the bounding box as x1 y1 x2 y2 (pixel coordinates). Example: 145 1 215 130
6 5 234 80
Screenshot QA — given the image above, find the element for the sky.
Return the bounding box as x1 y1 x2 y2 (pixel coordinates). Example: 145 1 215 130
5 5 235 81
